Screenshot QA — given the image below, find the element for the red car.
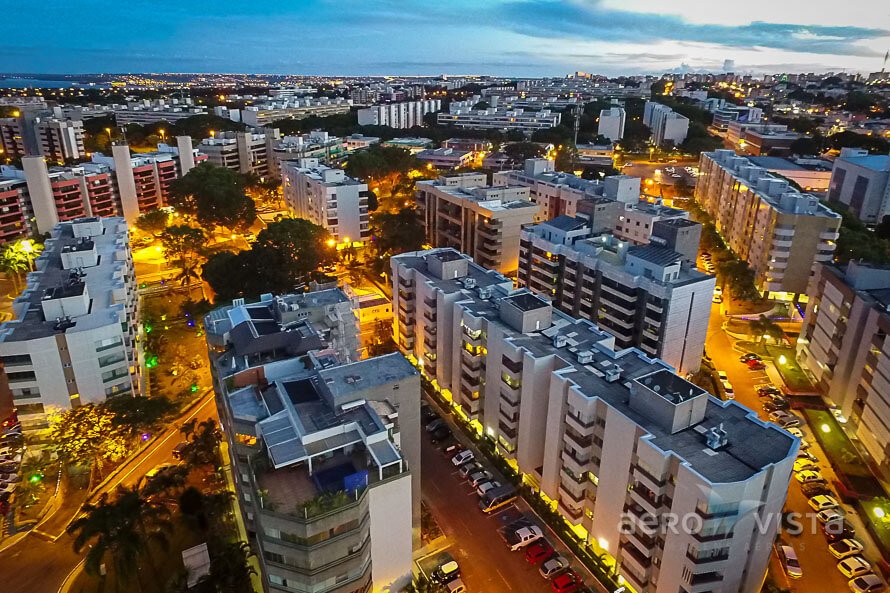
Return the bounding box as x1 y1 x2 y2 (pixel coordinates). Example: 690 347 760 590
525 541 553 564
551 570 581 593
747 359 766 370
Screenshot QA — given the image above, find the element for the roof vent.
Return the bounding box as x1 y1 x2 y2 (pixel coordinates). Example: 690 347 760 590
706 423 728 450
477 286 492 299
605 365 622 383
553 334 568 348
233 298 245 307
462 277 477 290
577 350 593 364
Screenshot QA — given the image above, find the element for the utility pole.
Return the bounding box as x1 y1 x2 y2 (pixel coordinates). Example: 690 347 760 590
571 101 582 172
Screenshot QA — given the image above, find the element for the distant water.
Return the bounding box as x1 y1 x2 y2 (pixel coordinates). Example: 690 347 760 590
0 77 111 89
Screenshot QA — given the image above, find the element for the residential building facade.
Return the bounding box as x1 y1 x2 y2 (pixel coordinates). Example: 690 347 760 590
518 216 713 373
206 292 419 593
391 248 796 593
643 102 689 146
695 150 841 299
356 100 441 129
797 262 890 472
597 107 626 142
826 148 890 223
35 118 86 163
281 159 371 244
0 217 140 430
415 173 539 273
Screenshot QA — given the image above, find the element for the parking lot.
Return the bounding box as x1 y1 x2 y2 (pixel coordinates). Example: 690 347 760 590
705 304 886 592
420 399 608 593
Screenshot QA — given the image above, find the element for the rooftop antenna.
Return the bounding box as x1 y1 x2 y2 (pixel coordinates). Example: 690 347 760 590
572 101 581 172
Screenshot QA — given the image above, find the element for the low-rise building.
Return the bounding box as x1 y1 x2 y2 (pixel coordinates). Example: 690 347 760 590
741 128 800 156
391 248 795 593
281 159 371 244
439 96 561 133
206 291 419 593
381 137 434 154
712 105 762 133
345 134 381 151
519 216 712 373
0 217 140 430
415 173 538 273
415 147 472 170
827 148 890 224
696 150 841 299
270 131 347 177
113 100 207 125
798 262 890 471
747 156 833 193
239 98 352 128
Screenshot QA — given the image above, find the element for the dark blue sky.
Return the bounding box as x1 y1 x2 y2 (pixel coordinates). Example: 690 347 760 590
4 0 888 75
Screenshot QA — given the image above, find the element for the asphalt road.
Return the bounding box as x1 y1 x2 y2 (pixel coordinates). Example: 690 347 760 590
0 391 219 593
704 304 884 592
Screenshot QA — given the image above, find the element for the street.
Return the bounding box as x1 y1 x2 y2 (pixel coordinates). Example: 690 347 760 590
704 303 884 592
0 391 219 593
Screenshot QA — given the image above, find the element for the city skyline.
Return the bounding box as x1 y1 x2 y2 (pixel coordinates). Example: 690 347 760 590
2 0 888 76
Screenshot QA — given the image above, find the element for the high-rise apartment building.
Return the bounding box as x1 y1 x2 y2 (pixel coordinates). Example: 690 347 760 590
270 131 348 177
281 159 371 244
415 173 539 273
597 107 626 142
205 292 419 593
0 217 140 431
518 216 713 373
643 102 689 146
0 116 27 159
0 177 29 243
391 248 796 593
696 150 841 299
199 129 279 178
826 148 890 224
356 100 442 129
35 118 86 163
797 262 890 470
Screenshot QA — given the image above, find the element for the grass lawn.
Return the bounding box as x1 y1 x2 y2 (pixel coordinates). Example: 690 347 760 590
766 346 816 393
858 498 890 558
802 409 882 497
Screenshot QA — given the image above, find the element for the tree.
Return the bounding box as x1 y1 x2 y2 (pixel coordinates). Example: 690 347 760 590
103 395 175 438
0 243 31 293
199 541 257 593
251 218 337 292
177 486 234 535
167 163 256 231
716 259 760 302
178 418 223 469
503 141 545 163
135 210 170 236
161 225 208 298
473 100 490 110
49 404 131 471
789 136 823 156
68 485 173 592
371 207 425 258
202 251 251 302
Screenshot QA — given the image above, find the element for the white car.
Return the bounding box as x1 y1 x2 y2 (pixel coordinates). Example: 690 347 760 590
787 427 805 439
830 539 865 559
721 380 734 398
539 555 569 579
794 459 817 472
809 495 840 512
451 450 475 466
0 472 19 483
717 371 728 381
506 525 544 551
796 470 825 483
780 545 802 579
818 509 845 525
770 411 801 428
838 556 872 579
849 574 886 593
477 480 501 497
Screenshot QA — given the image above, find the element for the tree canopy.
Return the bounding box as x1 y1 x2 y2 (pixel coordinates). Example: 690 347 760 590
135 210 170 235
167 163 256 231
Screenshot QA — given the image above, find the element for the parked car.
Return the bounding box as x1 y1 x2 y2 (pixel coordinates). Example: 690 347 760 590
798 450 819 463
525 541 554 564
430 558 460 584
430 426 451 444
740 353 762 363
818 509 846 525
779 545 802 579
758 385 783 397
458 462 482 478
506 525 544 551
787 427 805 439
796 470 825 483
550 570 582 593
426 418 446 432
0 473 20 483
763 401 788 413
801 482 833 498
747 359 767 370
712 294 723 304
540 555 569 579
443 444 462 457
721 380 734 398
824 518 856 543
809 495 840 512
451 450 475 467
770 411 801 428
469 471 492 488
793 459 817 473
830 539 865 560
838 556 872 578
849 574 886 593
476 480 501 497
717 371 729 381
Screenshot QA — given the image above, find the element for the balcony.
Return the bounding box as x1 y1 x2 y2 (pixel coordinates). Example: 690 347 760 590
564 412 595 436
564 428 592 449
686 548 730 566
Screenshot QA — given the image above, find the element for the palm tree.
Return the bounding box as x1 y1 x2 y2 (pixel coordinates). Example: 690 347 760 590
201 540 257 593
178 486 235 537
180 419 223 469
67 485 173 593
0 245 29 293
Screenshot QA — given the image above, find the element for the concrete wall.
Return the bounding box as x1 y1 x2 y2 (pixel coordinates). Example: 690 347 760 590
368 474 413 591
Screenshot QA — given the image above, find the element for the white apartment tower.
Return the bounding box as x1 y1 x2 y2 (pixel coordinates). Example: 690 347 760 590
281 158 371 244
644 102 690 146
356 100 442 129
0 217 140 430
597 107 626 142
391 248 796 593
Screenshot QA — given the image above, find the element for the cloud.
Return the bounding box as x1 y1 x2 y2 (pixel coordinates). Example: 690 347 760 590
493 0 888 58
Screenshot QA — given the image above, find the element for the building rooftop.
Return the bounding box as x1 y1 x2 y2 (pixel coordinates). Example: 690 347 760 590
627 245 683 267
546 215 589 232
839 154 890 172
317 353 418 405
0 217 131 343
749 156 833 172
